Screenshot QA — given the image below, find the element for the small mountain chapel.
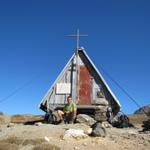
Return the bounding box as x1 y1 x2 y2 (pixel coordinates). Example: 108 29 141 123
39 30 121 122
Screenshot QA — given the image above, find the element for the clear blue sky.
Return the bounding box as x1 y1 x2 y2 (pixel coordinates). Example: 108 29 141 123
0 0 150 115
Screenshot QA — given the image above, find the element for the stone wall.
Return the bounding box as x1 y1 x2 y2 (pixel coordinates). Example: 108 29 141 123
94 98 109 122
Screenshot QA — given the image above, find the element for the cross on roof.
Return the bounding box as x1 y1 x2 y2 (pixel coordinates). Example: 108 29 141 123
68 29 88 50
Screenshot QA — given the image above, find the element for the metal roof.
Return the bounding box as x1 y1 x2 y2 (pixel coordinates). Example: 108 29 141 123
39 48 121 108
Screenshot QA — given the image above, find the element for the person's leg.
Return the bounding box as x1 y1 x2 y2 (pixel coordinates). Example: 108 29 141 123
64 113 70 124
64 113 74 124
70 112 76 124
57 110 64 121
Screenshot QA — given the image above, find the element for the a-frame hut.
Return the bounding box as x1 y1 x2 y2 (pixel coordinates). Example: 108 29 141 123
39 47 121 122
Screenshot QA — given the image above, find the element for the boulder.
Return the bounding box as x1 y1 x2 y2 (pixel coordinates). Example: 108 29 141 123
94 105 108 122
94 112 107 122
94 116 107 122
63 129 88 140
91 122 106 137
76 114 96 126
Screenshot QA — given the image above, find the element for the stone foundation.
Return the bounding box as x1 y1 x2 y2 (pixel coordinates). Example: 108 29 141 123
94 98 109 122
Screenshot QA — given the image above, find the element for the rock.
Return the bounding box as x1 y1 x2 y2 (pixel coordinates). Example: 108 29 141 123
91 122 106 137
63 128 88 140
86 128 93 135
44 136 50 142
94 112 107 122
74 146 79 150
102 121 112 128
95 105 108 112
94 105 108 122
34 122 43 126
83 142 87 146
95 98 108 106
76 114 96 126
7 123 15 128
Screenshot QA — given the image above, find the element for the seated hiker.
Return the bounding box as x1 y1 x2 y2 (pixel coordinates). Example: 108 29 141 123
57 96 77 124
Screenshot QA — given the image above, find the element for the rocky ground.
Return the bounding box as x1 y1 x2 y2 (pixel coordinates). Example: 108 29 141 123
0 120 150 150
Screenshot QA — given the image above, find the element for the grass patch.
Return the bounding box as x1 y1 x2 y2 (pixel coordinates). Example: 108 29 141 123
0 143 19 150
0 136 45 145
22 139 45 146
0 136 22 145
0 136 60 150
128 114 149 124
33 143 60 150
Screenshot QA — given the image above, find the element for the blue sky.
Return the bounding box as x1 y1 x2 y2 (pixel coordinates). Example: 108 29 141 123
0 0 150 115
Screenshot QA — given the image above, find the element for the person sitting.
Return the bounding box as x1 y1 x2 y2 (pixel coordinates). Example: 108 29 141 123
57 96 77 124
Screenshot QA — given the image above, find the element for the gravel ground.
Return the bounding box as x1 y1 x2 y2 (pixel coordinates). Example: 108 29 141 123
0 123 150 150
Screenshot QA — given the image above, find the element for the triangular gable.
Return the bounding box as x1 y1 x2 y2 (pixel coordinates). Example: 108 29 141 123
39 48 121 112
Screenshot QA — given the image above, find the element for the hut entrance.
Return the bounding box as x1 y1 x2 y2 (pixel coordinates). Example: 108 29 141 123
78 66 92 105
